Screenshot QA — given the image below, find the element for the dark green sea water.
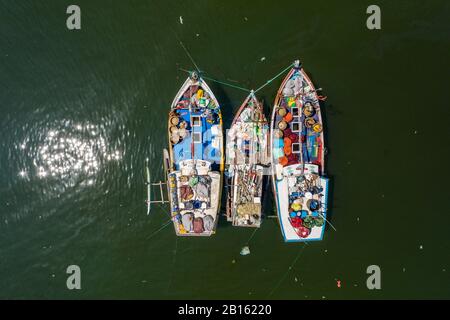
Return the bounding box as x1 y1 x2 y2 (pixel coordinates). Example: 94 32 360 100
1 0 449 299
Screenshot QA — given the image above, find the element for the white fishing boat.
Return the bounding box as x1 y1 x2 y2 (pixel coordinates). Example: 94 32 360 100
270 61 329 242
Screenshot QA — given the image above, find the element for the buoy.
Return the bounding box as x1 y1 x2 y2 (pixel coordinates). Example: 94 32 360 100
303 105 315 117
305 117 316 128
291 202 302 211
278 107 287 116
283 112 293 123
313 123 323 133
283 144 292 156
170 115 180 125
278 156 288 166
308 199 321 211
283 137 292 147
278 120 288 130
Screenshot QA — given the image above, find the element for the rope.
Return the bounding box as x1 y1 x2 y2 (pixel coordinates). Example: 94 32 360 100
267 243 308 298
179 61 297 95
179 40 201 73
245 228 258 246
202 75 251 92
146 218 173 240
179 68 251 93
253 62 296 94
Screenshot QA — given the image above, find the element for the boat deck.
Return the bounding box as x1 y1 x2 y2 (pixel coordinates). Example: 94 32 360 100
226 94 270 227
167 75 224 236
271 63 329 242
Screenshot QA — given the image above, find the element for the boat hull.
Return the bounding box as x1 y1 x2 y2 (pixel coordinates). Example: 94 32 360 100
225 94 270 228
270 63 328 242
166 74 224 236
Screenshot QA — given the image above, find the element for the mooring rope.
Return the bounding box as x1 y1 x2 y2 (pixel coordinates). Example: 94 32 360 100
178 60 296 95
267 242 308 298
245 228 259 246
253 62 296 94
179 40 201 73
146 218 173 240
202 75 251 92
178 68 251 92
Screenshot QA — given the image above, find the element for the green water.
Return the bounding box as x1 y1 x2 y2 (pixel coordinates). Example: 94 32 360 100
1 0 449 299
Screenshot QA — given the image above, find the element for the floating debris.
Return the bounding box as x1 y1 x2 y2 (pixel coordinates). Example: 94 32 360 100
260 57 266 62
240 246 251 256
244 17 248 21
179 16 183 24
419 245 423 250
294 277 298 282
402 267 406 272
336 280 341 288
231 259 236 264
414 129 418 134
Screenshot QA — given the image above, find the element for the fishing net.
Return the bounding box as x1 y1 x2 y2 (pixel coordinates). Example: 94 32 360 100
182 213 194 232
195 182 209 199
314 217 325 227
203 215 214 231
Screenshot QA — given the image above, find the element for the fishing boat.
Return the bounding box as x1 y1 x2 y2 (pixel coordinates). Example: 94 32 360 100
165 71 224 236
270 60 329 242
225 91 270 227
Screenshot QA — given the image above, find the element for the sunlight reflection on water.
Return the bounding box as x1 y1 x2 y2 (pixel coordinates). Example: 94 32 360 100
17 120 121 187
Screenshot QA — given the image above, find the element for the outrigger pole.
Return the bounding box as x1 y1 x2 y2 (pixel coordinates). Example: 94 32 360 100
145 158 151 215
145 157 169 215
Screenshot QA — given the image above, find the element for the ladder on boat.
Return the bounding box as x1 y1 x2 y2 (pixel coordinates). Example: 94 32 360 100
145 150 170 215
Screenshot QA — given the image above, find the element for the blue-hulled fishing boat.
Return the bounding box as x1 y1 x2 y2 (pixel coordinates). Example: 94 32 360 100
270 61 329 242
166 72 224 236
